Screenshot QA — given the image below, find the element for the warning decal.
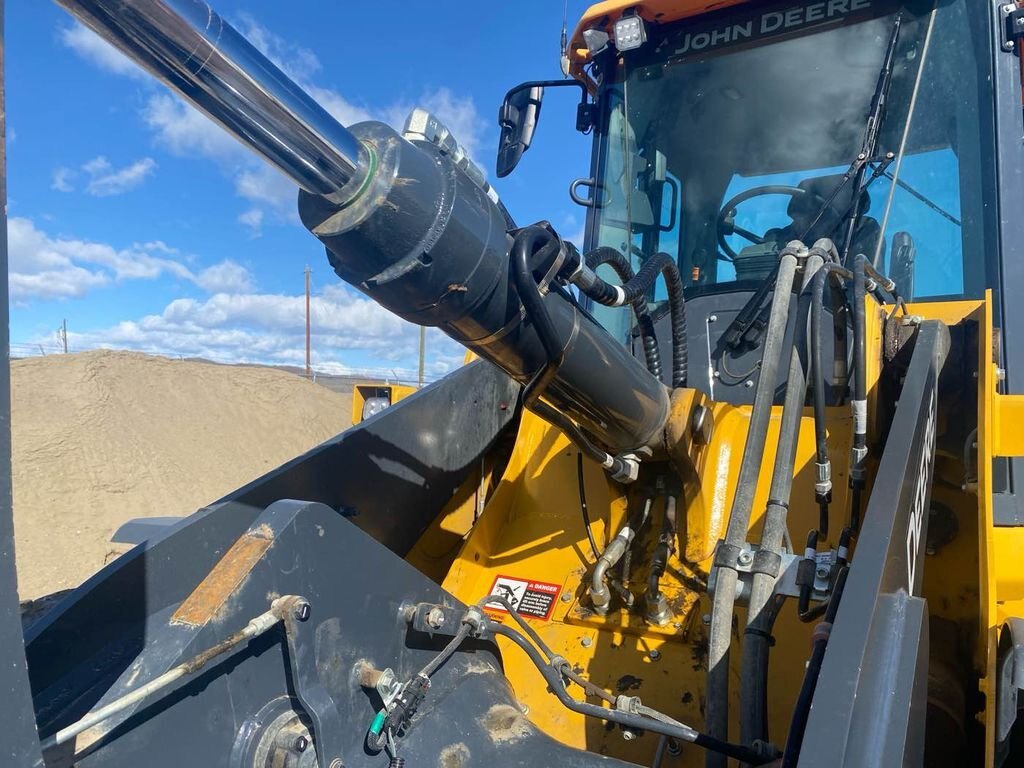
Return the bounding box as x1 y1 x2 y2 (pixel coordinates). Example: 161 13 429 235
485 575 561 621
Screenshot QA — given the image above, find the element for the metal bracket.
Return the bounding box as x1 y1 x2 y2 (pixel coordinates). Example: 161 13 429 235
708 545 834 604
1001 4 1024 53
281 598 347 768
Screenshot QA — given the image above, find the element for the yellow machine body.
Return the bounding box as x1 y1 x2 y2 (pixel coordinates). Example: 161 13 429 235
402 290 1024 766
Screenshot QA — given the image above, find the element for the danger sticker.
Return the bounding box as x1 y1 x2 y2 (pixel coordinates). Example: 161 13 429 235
485 575 561 621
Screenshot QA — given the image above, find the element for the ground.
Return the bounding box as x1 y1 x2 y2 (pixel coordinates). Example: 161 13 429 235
11 350 354 600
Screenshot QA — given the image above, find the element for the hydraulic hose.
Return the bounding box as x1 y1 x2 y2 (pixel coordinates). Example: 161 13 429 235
586 247 662 380
850 256 869 530
645 494 677 625
809 248 854 542
740 251 823 750
590 498 652 614
781 567 850 768
573 251 688 388
511 227 568 408
705 245 802 767
489 623 768 764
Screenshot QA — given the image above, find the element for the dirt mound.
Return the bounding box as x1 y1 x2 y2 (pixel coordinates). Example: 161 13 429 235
11 350 351 599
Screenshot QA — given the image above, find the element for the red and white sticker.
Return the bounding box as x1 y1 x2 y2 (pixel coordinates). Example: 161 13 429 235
485 575 561 621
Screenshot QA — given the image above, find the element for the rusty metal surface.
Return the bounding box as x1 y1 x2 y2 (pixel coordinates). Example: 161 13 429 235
171 529 273 627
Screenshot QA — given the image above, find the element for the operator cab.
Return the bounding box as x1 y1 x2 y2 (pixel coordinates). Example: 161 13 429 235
499 0 996 403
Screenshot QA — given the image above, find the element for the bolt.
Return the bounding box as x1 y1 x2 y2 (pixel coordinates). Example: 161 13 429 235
709 314 718 323
815 564 831 580
1004 4 1016 13
294 600 311 622
561 591 573 603
667 738 682 756
744 379 754 388
673 622 683 629
329 760 344 768
623 729 638 741
649 649 661 661
581 636 593 648
737 550 754 566
1004 40 1016 51
702 613 711 625
519 702 530 715
425 607 446 629
713 370 721 379
294 735 309 753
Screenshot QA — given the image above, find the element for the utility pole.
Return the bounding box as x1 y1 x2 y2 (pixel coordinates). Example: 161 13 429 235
418 325 425 387
60 319 67 354
304 266 311 377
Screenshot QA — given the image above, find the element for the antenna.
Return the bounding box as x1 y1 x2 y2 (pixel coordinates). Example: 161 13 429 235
560 0 570 76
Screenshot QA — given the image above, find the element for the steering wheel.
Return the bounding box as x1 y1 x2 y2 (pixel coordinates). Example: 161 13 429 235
716 185 817 262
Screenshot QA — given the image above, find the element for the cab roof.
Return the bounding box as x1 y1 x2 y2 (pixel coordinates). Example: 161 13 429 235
568 0 753 80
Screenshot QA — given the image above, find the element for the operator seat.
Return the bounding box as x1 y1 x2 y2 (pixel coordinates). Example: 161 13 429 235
766 174 885 263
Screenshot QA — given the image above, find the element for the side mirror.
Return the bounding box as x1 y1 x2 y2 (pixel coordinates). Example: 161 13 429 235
496 79 594 178
497 85 544 178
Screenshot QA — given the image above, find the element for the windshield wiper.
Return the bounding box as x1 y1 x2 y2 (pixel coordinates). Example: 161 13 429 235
724 15 903 350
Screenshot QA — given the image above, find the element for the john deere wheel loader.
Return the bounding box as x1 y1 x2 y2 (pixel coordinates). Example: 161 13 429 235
3 0 1024 766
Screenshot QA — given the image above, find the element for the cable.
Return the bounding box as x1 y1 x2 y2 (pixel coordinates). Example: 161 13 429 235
577 452 600 561
487 620 769 764
418 623 471 678
782 567 850 767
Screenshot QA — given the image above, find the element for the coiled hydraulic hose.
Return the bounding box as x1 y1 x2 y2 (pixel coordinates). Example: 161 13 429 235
573 251 688 388
585 247 662 380
509 228 638 481
740 249 823 749
706 245 801 767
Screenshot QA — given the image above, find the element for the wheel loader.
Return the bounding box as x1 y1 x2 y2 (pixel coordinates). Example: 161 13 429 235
2 0 1024 766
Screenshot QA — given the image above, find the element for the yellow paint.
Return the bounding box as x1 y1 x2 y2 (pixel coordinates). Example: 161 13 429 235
993 393 1024 457
439 395 853 763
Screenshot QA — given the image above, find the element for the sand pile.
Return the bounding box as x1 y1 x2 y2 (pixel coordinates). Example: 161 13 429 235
11 350 351 599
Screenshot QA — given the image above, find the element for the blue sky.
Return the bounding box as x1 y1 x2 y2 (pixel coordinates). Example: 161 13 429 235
6 1 595 378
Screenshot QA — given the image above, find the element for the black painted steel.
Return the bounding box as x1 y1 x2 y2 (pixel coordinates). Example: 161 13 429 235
799 320 949 767
33 500 636 768
299 121 670 454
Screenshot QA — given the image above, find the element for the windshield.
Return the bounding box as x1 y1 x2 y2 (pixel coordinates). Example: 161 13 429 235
587 0 995 340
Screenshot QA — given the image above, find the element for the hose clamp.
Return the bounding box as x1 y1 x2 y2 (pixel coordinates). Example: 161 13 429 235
712 541 743 572
751 549 782 578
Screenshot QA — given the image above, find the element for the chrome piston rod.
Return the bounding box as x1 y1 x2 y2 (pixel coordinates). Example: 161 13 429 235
55 0 369 195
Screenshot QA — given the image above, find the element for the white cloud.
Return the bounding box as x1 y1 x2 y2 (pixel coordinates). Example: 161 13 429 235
7 217 255 302
195 261 254 293
52 167 75 193
238 208 264 237
51 156 157 197
59 22 147 80
84 156 157 196
56 286 466 378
